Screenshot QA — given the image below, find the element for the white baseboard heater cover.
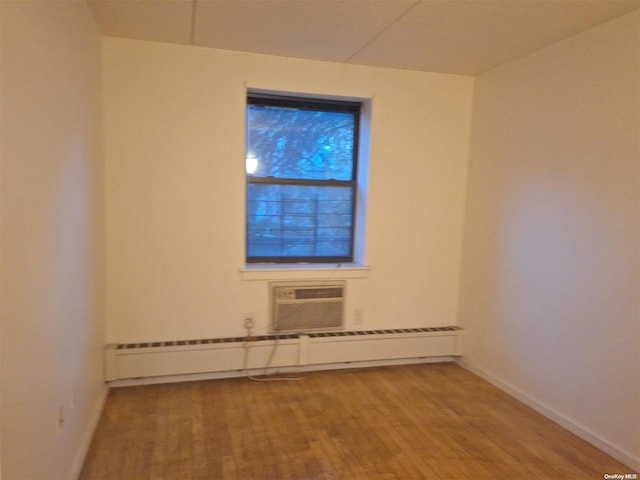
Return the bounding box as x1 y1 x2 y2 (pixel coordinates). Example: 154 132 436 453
105 327 462 382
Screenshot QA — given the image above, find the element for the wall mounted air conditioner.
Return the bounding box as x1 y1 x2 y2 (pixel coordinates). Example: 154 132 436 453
270 281 345 333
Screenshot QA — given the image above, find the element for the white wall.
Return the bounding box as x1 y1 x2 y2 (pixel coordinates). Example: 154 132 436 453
459 11 640 469
103 38 474 343
0 1 106 478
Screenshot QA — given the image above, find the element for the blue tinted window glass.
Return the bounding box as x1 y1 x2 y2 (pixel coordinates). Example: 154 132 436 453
247 106 355 181
247 184 353 259
246 95 359 263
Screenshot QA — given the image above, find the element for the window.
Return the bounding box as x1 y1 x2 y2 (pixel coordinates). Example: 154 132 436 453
246 93 361 264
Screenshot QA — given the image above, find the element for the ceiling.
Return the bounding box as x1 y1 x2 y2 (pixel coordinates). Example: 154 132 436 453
87 0 640 76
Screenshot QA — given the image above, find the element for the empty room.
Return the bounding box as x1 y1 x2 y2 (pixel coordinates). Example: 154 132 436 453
1 0 638 479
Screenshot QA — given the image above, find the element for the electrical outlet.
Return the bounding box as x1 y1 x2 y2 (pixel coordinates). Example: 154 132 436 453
354 309 363 325
243 313 255 329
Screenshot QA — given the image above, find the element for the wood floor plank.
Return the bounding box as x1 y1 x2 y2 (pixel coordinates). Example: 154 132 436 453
80 363 634 479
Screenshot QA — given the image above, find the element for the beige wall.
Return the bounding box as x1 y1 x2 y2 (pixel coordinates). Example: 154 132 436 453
0 1 105 478
103 38 474 343
459 11 639 469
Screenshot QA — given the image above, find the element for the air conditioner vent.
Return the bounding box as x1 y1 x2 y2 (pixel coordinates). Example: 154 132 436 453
271 281 345 333
294 287 343 300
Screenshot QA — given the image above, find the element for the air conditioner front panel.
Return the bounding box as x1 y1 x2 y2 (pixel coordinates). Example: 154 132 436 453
271 282 345 333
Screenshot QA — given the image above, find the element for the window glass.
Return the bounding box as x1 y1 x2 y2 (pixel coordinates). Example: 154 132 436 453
247 184 353 259
246 94 360 264
247 106 355 181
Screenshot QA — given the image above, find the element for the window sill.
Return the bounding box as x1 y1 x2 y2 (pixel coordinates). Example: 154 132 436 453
239 264 371 281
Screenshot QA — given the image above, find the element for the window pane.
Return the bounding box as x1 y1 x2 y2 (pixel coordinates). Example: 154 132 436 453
247 105 355 181
247 184 353 259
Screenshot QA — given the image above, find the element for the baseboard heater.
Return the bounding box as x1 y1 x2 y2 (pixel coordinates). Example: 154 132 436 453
105 327 462 382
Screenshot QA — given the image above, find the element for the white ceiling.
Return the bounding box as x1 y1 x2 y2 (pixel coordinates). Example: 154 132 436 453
88 0 640 75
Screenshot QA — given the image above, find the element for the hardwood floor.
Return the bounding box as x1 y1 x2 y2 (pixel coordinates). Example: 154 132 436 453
80 363 632 479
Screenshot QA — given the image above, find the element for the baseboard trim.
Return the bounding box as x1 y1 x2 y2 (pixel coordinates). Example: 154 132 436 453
69 386 109 480
108 356 456 388
457 358 640 472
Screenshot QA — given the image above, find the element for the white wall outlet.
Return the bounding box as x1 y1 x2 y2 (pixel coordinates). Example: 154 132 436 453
243 313 255 329
354 309 363 325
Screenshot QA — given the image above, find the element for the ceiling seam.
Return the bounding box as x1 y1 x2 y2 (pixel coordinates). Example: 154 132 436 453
345 0 422 63
190 0 198 44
